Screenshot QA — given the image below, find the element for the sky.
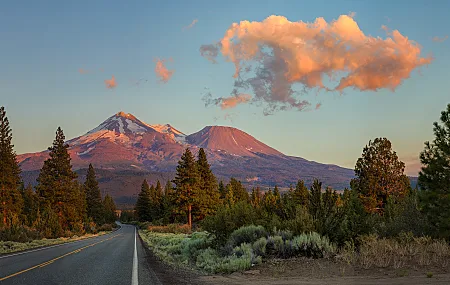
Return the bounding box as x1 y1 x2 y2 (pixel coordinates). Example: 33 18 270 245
1 0 449 176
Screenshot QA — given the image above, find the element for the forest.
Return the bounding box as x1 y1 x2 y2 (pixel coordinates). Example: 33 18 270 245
0 107 117 242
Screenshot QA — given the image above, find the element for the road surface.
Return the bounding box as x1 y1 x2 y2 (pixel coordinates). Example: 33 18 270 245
0 224 164 285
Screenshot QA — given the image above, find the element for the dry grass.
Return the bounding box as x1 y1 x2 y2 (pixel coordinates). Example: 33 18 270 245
337 234 450 270
0 231 111 255
146 223 192 234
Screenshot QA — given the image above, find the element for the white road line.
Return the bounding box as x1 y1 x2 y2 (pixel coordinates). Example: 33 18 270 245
132 227 138 285
0 227 122 260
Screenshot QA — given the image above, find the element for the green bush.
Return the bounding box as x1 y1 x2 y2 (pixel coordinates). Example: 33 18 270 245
290 232 336 258
252 237 267 257
202 201 258 246
228 225 267 248
0 225 42 242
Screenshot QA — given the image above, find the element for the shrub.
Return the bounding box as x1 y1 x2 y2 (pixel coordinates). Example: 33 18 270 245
0 225 42 242
202 201 258 246
290 232 336 258
228 225 267 248
252 237 267 257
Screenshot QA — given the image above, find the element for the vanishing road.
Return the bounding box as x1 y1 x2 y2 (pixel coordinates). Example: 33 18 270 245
0 224 166 285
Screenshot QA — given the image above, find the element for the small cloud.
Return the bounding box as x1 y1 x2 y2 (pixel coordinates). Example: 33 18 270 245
104 75 117 89
183 19 198 30
202 91 251 110
200 43 221 64
315 103 322 110
221 94 252 109
433 35 448 43
79 68 89 74
155 58 175 83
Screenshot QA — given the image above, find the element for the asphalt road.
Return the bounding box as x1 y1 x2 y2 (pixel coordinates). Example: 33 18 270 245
0 224 161 285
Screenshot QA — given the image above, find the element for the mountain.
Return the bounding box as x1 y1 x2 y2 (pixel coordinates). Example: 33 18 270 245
17 111 355 206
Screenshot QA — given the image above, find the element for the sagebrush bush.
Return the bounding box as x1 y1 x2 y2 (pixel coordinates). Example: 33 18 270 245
252 237 267 257
290 232 336 258
0 225 42 242
228 225 267 248
146 223 192 234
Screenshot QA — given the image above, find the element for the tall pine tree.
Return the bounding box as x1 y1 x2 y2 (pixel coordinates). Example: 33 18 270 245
103 194 117 224
419 103 450 238
0 107 23 227
135 179 152 222
36 127 84 234
172 148 199 229
84 164 104 224
196 148 220 219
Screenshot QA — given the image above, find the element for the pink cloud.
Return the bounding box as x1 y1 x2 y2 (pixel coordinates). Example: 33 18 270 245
433 35 448 43
104 75 117 89
220 93 252 109
155 58 175 83
183 19 198 30
79 68 89 74
201 14 432 114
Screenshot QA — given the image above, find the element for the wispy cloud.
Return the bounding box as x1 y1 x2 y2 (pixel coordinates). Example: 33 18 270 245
201 14 432 114
104 75 117 89
433 35 448 43
183 19 198 30
79 68 89 74
155 58 175 83
202 90 251 110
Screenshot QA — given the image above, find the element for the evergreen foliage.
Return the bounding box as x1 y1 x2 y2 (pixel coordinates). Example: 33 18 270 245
419 103 450 239
84 164 104 224
0 107 23 227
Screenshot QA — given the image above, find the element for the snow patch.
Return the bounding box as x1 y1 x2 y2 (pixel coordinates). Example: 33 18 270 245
77 146 95 156
231 134 238 146
125 119 147 133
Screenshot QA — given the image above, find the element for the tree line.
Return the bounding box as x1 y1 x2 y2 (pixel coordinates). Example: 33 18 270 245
132 104 450 244
0 107 116 241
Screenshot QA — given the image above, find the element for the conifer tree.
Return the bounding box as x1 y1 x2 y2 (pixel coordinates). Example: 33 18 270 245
218 180 226 200
293 180 309 207
21 183 39 227
84 164 104 224
135 179 152 222
351 138 410 213
103 194 117 224
419 103 450 238
36 127 84 233
172 148 199 229
225 184 237 208
250 187 262 208
196 148 220 219
162 181 174 223
0 107 23 227
309 179 322 219
228 178 249 202
154 180 163 219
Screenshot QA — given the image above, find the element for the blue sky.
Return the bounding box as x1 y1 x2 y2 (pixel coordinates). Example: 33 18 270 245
1 0 449 175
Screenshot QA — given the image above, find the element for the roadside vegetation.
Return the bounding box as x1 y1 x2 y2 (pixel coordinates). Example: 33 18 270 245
0 106 117 243
130 103 450 275
0 229 113 255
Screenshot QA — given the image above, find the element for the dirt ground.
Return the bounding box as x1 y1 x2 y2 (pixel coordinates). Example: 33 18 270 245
195 258 450 285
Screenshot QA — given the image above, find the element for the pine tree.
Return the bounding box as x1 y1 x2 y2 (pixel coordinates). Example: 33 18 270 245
103 194 116 224
228 178 249 202
154 180 163 220
196 148 220 219
351 138 410 213
293 180 309 207
218 181 226 200
419 103 450 238
225 184 237 208
0 106 23 227
309 179 322 219
172 148 200 229
21 183 38 227
84 164 104 224
162 181 174 223
250 187 262 208
135 179 152 222
36 127 83 234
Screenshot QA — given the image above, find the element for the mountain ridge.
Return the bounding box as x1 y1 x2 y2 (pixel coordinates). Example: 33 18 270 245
17 112 356 202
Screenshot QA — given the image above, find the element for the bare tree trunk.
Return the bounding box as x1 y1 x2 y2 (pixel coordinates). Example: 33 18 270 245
188 204 192 230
